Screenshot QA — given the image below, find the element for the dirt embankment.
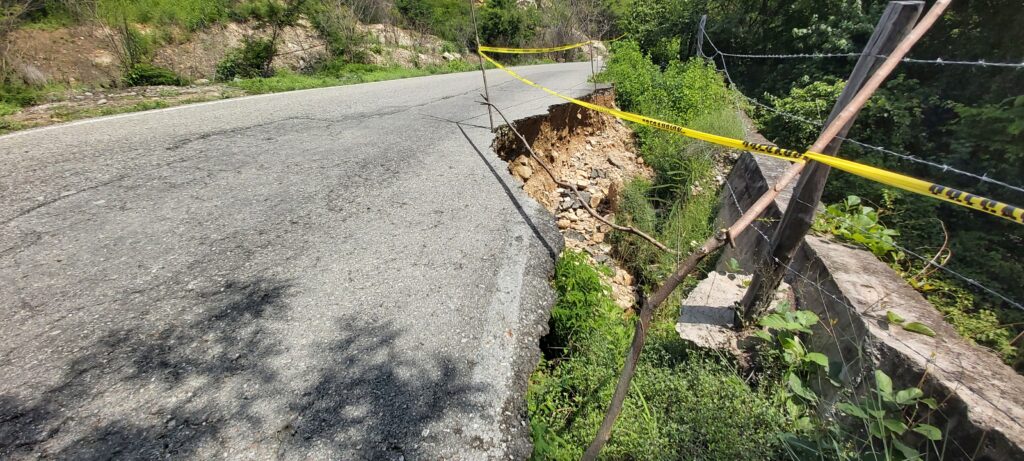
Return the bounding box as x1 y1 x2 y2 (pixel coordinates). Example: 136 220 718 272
494 90 650 309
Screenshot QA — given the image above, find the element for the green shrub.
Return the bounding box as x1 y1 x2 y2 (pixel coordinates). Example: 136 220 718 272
305 1 365 60
479 0 537 48
216 38 276 81
0 82 41 108
0 101 19 117
124 63 187 86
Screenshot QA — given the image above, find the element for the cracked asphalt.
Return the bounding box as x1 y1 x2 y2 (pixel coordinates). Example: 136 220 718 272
0 62 594 459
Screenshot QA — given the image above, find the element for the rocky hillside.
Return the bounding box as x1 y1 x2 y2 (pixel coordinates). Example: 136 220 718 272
5 19 462 88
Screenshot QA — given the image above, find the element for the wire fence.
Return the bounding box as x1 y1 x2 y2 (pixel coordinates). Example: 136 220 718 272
715 49 1024 69
699 30 1024 197
698 29 1024 311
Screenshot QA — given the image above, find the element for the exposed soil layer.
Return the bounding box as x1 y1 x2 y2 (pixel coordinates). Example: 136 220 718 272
494 89 650 309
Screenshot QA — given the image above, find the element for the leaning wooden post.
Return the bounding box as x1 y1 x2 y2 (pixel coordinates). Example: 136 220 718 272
737 0 924 325
469 0 494 132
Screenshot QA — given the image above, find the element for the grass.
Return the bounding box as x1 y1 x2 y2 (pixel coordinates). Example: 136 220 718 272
228 60 481 94
529 251 790 460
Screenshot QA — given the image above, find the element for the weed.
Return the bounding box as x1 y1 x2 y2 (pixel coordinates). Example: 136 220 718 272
124 63 188 86
0 101 19 117
217 38 277 81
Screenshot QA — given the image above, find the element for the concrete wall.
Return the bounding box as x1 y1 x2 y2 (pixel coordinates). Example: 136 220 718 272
716 150 1024 460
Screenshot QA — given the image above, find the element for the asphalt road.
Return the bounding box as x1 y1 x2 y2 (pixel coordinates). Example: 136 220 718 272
0 62 594 460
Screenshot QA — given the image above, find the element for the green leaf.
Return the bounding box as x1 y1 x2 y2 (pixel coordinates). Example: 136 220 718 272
759 314 789 330
793 310 819 328
894 387 923 405
846 195 861 206
787 373 817 402
753 330 772 342
913 423 942 441
868 419 885 439
726 257 741 273
919 398 939 409
804 352 829 370
836 402 868 419
886 310 906 325
903 322 936 337
875 369 893 397
892 438 922 460
780 336 805 358
883 418 908 435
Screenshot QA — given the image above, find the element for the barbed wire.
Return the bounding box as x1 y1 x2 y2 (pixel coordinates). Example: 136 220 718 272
699 30 1024 196
738 94 1024 196
718 51 863 59
790 196 1024 311
715 50 1024 68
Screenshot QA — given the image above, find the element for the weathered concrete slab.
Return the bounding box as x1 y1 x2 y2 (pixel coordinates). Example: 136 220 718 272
676 271 789 353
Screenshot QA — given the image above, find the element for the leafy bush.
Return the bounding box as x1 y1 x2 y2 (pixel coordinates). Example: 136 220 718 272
814 195 900 258
0 81 41 108
0 101 18 117
216 38 276 81
124 63 187 86
601 41 740 287
478 0 537 48
305 1 365 60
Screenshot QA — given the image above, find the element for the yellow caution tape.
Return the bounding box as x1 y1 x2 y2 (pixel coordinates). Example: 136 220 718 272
804 153 1023 224
479 40 593 54
478 34 624 54
478 49 1024 225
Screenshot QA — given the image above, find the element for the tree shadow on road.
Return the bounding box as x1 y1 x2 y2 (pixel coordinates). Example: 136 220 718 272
281 313 485 459
2 278 486 460
0 277 291 459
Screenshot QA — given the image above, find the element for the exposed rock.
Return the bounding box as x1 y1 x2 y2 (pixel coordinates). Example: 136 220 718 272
676 271 790 355
513 164 533 180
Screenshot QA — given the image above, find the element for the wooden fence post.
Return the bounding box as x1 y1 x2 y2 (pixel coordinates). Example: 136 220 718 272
738 1 924 324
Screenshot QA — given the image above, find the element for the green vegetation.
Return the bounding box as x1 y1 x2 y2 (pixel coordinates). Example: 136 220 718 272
227 60 476 94
395 0 470 45
752 305 944 460
124 63 187 86
529 251 790 460
216 37 278 81
600 40 742 286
